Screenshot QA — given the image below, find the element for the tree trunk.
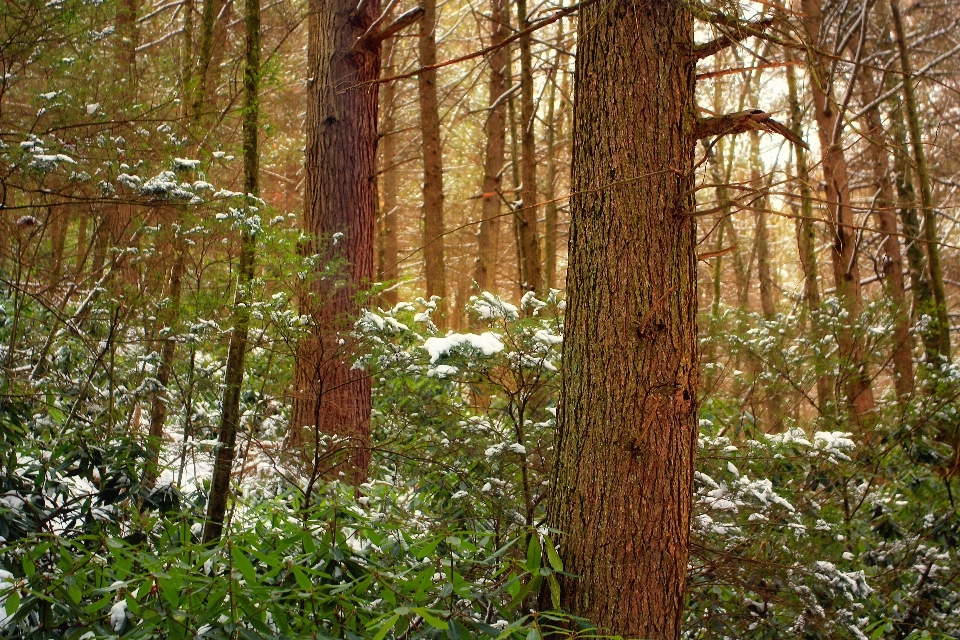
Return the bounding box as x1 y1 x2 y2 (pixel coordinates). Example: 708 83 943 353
192 0 219 122
750 131 776 319
417 0 447 325
890 0 951 362
204 0 259 543
857 64 914 398
786 58 834 412
888 94 938 362
544 1 697 636
290 0 380 482
474 0 509 295
143 243 185 488
516 0 541 294
543 21 566 292
800 0 875 425
379 36 400 308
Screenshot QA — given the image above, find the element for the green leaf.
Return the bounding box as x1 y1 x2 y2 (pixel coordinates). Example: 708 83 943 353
371 614 400 640
412 608 449 631
292 567 313 592
525 534 542 573
21 556 35 578
543 536 563 572
547 573 561 610
526 627 541 640
414 536 443 559
5 590 20 617
232 546 259 586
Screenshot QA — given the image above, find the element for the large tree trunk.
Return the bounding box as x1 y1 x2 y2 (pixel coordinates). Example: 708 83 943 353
890 0 951 363
417 0 447 325
204 0 260 543
800 0 875 426
544 1 698 637
516 0 541 294
474 0 509 295
290 0 381 482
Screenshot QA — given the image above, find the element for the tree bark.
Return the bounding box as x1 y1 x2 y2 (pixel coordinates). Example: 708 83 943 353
204 0 259 544
786 58 834 412
800 0 875 425
378 36 400 307
474 0 509 295
516 0 541 294
544 0 698 636
417 0 447 325
890 0 951 362
857 63 914 398
290 0 381 482
543 21 566 292
888 92 938 363
750 131 776 319
143 242 185 488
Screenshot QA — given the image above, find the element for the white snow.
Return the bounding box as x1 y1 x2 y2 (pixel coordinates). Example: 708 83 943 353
110 600 127 632
423 332 505 363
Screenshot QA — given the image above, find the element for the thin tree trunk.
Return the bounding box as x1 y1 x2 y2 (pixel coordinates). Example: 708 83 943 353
474 0 509 295
182 0 195 99
49 207 67 282
786 58 834 412
290 0 381 482
111 0 138 284
507 82 524 298
516 0 540 294
203 0 259 544
143 243 185 488
378 37 400 308
750 131 776 319
857 63 914 398
191 0 218 122
417 0 447 325
890 0 951 362
544 1 698 636
889 94 938 361
543 20 565 292
800 0 875 425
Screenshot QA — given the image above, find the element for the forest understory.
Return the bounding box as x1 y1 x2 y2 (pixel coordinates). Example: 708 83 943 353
1 0 960 638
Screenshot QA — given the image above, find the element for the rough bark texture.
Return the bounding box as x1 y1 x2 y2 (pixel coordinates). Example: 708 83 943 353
378 36 400 307
800 0 874 425
474 0 508 294
545 0 698 637
290 0 381 481
417 0 447 324
516 0 541 294
204 0 259 543
890 0 951 362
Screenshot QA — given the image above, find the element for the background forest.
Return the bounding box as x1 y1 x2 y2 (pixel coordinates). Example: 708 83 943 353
1 0 959 637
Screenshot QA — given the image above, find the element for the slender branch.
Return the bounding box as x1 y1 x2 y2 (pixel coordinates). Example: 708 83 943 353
694 109 808 148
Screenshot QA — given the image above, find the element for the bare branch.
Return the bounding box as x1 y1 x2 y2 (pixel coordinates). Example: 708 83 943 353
695 109 808 149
